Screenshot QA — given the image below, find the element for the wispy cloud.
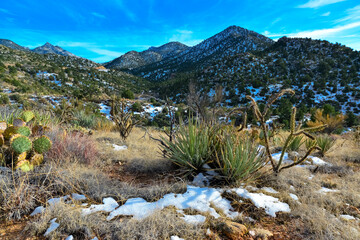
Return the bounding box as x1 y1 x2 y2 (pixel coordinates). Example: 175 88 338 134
288 21 360 38
169 29 202 46
297 0 346 8
91 12 106 19
271 18 282 25
114 0 137 22
335 5 360 23
0 8 10 14
89 48 123 57
321 11 331 16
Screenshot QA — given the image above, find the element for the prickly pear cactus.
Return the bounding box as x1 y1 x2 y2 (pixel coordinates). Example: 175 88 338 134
10 135 32 154
21 110 35 123
17 126 31 137
0 121 7 133
4 126 18 140
13 118 26 127
1 111 52 172
33 136 52 154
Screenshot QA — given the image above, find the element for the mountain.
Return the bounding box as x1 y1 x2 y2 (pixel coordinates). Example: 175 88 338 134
105 42 189 69
32 42 78 57
0 39 30 51
155 36 360 113
121 26 274 81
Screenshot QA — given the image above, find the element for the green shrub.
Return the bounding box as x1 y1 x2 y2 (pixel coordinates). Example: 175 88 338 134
0 93 10 105
121 89 135 99
131 102 143 112
316 135 335 157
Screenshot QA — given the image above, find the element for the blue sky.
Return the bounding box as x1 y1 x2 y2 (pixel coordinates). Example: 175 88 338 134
0 0 359 62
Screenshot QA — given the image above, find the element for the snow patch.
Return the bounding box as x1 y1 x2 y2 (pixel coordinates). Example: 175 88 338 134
82 197 119 215
44 218 60 236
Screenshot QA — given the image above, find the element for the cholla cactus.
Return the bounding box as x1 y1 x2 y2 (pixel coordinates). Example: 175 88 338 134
110 99 139 140
247 89 325 173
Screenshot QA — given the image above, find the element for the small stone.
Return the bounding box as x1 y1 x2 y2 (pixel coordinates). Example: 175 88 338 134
220 220 247 240
250 228 273 240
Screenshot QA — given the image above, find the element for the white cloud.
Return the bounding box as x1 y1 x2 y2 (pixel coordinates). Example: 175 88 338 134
335 5 360 23
297 0 346 8
169 29 202 46
89 48 124 57
91 12 106 19
288 21 360 38
321 11 331 16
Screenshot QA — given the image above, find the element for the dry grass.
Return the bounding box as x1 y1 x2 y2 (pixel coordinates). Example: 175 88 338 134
28 203 205 240
95 127 174 174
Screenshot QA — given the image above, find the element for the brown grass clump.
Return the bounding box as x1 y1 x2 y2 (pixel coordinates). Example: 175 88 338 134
46 127 99 164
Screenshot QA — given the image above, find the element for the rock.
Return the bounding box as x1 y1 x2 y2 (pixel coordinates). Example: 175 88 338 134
249 228 273 240
206 229 222 240
219 220 247 240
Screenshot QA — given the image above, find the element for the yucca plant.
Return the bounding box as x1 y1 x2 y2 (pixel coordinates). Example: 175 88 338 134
316 135 335 157
161 120 213 174
287 135 304 152
215 136 265 183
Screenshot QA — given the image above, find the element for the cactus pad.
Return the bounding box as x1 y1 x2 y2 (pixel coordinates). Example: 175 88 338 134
4 126 18 140
32 125 50 136
17 126 31 137
30 153 44 166
33 136 52 154
11 135 32 154
13 118 26 127
21 111 35 123
0 134 4 146
17 152 27 162
16 160 34 172
0 121 7 133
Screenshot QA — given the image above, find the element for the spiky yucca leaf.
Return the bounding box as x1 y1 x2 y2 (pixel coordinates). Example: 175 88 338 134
161 120 213 173
216 137 265 183
316 135 335 157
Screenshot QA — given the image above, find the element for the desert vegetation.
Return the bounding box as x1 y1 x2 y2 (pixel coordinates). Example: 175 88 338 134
0 87 359 240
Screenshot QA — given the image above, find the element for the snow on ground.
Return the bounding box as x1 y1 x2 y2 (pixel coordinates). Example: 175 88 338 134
30 206 45 216
180 214 206 225
111 144 128 151
261 187 279 194
82 197 119 216
317 187 339 194
231 188 290 217
171 236 184 240
307 156 331 166
107 185 238 220
289 193 299 201
340 215 356 221
44 218 60 236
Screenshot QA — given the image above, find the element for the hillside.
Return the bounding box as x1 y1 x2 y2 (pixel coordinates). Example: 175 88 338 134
0 44 150 100
105 41 189 70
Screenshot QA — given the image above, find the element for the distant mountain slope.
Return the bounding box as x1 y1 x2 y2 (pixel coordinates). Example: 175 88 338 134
32 42 78 57
155 36 360 113
0 44 149 99
126 26 274 81
0 39 30 52
105 42 189 69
